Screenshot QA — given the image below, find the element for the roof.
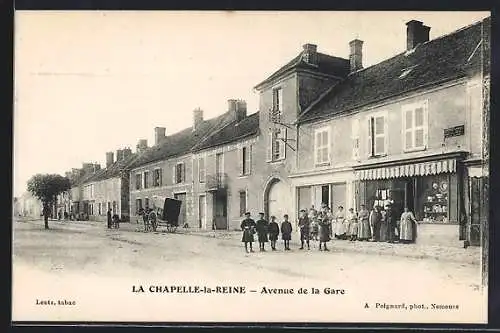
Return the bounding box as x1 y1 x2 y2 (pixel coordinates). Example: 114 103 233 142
130 112 231 169
299 16 490 124
192 112 260 152
254 51 350 90
86 153 139 183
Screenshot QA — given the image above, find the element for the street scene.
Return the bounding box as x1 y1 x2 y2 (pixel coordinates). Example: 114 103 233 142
13 11 490 323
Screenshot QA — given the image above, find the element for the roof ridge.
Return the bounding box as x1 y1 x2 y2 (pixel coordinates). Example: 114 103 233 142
192 114 237 151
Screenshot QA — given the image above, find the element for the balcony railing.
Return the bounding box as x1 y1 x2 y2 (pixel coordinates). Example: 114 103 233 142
206 173 228 191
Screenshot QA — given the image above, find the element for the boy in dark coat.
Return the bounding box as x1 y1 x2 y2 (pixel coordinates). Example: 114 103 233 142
281 214 292 250
107 209 112 229
268 216 280 251
255 212 269 251
298 209 311 250
241 212 257 253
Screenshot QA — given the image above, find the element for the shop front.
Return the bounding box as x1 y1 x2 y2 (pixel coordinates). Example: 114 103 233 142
354 153 467 245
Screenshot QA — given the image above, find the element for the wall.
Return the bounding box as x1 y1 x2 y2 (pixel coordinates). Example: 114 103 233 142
129 154 194 224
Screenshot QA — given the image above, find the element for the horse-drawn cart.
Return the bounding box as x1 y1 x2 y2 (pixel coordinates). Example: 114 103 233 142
149 195 182 233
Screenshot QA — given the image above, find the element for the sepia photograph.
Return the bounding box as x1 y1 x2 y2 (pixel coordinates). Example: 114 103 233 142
12 10 490 324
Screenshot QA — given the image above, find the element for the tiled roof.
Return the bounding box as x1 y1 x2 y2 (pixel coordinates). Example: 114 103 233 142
254 51 350 90
129 112 231 168
192 112 260 152
299 17 490 123
85 153 139 183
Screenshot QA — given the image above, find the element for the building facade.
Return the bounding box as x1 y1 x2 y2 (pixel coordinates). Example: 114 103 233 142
295 17 490 246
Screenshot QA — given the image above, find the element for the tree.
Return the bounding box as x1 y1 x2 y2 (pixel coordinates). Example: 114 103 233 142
27 174 71 229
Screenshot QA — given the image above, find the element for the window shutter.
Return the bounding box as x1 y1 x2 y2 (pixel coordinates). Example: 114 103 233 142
182 163 186 182
248 145 252 174
266 130 272 162
383 115 388 155
172 166 176 184
423 101 429 148
159 169 162 186
238 147 243 176
280 128 287 159
367 117 373 157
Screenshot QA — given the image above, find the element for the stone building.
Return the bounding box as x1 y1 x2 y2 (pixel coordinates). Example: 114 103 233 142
128 106 235 226
293 17 490 246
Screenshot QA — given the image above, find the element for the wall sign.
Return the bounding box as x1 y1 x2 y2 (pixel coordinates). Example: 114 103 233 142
444 125 465 139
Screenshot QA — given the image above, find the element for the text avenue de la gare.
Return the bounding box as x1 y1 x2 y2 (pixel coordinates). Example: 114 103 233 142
132 285 346 295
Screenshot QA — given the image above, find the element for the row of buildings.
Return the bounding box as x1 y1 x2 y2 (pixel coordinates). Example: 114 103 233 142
21 17 489 247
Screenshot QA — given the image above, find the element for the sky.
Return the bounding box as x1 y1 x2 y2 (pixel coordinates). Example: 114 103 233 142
13 10 490 197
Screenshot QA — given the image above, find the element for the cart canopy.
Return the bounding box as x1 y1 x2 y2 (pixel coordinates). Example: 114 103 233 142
151 195 182 226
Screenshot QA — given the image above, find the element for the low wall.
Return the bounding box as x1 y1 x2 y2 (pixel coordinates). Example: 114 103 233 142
415 223 462 247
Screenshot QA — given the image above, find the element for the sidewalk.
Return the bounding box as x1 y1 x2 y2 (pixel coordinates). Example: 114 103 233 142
117 222 481 265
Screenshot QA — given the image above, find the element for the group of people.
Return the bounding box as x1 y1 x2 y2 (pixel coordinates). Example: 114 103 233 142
240 202 418 253
106 209 121 229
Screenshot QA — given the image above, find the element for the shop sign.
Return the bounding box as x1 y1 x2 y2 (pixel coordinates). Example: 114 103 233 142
444 125 465 139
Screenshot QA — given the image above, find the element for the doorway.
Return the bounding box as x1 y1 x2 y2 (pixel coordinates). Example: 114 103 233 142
174 193 187 227
199 195 206 229
265 179 288 220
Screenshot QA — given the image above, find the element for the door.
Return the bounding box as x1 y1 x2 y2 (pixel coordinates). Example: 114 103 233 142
331 183 346 210
267 180 288 220
174 193 187 227
469 177 482 246
199 195 206 229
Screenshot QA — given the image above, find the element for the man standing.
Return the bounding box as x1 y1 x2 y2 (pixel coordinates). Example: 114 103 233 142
369 205 381 241
241 212 257 253
385 203 396 243
256 212 269 252
107 208 112 229
298 209 311 250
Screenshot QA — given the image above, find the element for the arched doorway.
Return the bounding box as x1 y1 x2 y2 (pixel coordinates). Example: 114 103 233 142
265 178 288 220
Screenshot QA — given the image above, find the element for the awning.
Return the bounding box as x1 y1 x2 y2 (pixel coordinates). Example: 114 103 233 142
356 159 457 181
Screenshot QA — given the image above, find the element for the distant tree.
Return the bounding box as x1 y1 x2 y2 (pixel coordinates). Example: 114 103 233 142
27 174 71 229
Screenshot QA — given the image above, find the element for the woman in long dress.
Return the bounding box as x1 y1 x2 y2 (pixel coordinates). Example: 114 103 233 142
357 204 371 241
346 208 358 241
400 207 418 244
334 206 346 240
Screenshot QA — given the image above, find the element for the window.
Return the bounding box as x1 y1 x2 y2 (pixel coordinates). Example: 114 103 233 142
98 203 101 215
198 157 205 183
143 171 150 189
240 146 252 175
267 128 286 162
145 198 149 209
403 101 428 151
352 118 360 159
174 163 185 184
239 190 247 217
135 174 142 190
314 127 330 165
153 168 162 187
272 87 283 114
367 113 387 157
135 199 142 213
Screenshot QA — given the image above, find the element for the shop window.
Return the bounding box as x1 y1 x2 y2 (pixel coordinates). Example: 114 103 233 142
314 127 330 166
418 175 449 223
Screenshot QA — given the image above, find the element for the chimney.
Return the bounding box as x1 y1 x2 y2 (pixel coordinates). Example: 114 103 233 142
122 147 132 159
136 139 148 154
302 43 319 66
154 127 166 145
116 149 123 161
228 99 247 122
227 99 238 113
193 108 204 131
349 39 363 73
105 152 114 168
406 20 430 51
93 163 101 171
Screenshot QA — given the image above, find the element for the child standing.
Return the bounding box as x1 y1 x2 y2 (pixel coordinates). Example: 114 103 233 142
318 211 331 251
268 216 280 251
256 212 269 252
281 214 292 251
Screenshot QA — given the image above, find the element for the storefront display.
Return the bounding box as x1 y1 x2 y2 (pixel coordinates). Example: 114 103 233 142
421 176 449 223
